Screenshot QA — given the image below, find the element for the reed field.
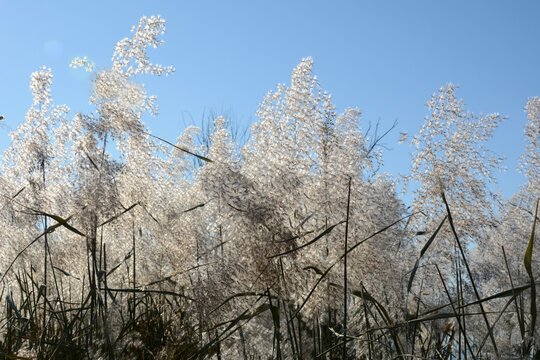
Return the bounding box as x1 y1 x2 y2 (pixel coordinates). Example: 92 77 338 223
0 16 538 359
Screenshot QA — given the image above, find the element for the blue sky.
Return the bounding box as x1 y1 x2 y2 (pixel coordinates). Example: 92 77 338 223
0 1 538 202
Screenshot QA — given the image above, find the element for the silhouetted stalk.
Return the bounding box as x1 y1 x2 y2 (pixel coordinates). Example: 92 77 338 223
104 243 108 310
283 300 298 359
524 198 538 356
293 306 302 360
41 157 48 359
343 177 351 360
132 223 137 348
216 330 222 360
453 245 463 360
458 255 467 360
267 288 281 360
297 311 303 358
441 192 499 357
45 239 66 325
502 245 525 355
284 308 296 358
237 325 248 360
89 212 98 350
410 278 424 357
315 316 321 357
360 286 373 359
99 227 104 317
435 264 476 360
41 217 48 359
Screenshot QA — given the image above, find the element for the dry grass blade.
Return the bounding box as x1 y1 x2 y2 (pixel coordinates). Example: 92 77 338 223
268 220 345 258
524 198 539 353
99 287 195 301
184 202 206 213
146 131 213 163
409 281 537 326
208 291 275 317
1 194 86 237
142 262 215 287
85 152 100 171
11 187 25 199
52 266 80 280
407 215 447 293
458 282 535 309
98 202 139 227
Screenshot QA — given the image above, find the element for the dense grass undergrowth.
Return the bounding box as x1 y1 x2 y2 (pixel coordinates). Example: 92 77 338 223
0 193 538 359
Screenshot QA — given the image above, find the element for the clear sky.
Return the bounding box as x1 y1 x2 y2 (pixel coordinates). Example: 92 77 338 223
0 1 539 202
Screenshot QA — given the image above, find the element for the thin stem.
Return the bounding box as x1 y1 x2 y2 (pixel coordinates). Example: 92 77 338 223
343 177 351 360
